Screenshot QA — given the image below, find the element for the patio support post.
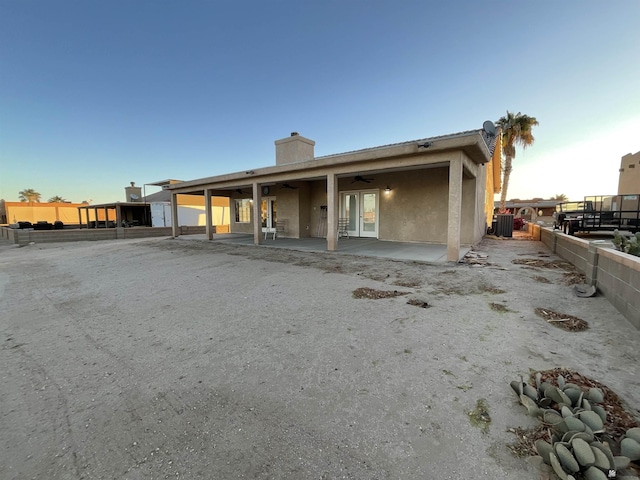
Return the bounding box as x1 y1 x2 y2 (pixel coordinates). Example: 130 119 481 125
447 155 463 261
78 208 82 228
205 188 214 240
116 204 122 228
326 173 338 251
104 207 109 227
93 208 98 228
171 193 179 237
252 183 262 245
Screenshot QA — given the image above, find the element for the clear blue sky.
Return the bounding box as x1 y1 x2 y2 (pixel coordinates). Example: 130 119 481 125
1 0 639 204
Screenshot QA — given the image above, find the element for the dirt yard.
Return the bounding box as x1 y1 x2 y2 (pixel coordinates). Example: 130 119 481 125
1 235 638 479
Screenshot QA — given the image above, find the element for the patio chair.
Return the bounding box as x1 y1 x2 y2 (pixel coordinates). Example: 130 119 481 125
275 220 286 239
338 218 350 239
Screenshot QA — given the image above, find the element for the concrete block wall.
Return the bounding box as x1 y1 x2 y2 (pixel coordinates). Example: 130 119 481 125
596 248 640 327
178 226 206 235
0 225 207 245
529 223 640 329
554 234 591 277
6 228 118 244
121 227 173 239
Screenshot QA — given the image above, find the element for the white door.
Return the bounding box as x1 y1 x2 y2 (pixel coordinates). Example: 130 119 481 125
341 190 378 238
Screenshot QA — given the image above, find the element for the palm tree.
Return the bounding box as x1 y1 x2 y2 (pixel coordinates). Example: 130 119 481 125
18 188 42 203
48 195 67 203
551 193 568 201
495 111 539 213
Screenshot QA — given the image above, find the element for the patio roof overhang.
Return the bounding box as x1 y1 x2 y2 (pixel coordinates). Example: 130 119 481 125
165 130 491 195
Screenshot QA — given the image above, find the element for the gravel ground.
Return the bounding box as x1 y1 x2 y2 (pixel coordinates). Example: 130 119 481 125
1 235 638 480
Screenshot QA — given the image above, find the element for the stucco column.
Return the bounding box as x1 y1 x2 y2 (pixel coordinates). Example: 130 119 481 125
171 193 179 237
447 156 463 262
116 204 122 228
78 209 82 228
326 173 338 251
205 189 214 240
252 183 262 245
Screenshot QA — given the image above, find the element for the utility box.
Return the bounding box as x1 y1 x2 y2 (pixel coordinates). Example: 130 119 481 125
495 214 514 237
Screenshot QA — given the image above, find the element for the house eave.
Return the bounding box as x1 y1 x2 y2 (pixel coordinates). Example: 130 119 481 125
165 131 491 194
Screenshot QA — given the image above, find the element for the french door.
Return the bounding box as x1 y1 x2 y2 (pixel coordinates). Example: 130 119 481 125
341 190 378 238
261 197 276 228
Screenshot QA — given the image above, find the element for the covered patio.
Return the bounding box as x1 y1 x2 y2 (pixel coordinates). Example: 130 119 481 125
165 128 500 262
77 202 151 228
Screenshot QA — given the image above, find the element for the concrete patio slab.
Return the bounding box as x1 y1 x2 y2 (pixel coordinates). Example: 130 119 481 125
176 233 461 263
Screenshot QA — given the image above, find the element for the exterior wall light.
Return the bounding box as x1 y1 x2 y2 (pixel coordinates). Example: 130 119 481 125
384 186 392 194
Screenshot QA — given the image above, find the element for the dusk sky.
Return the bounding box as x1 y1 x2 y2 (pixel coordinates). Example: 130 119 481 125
1 1 639 204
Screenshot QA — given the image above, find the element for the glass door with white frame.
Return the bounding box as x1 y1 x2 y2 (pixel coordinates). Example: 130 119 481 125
261 197 277 228
341 190 378 238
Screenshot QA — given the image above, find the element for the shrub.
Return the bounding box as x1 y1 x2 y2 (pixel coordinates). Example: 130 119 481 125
513 217 526 230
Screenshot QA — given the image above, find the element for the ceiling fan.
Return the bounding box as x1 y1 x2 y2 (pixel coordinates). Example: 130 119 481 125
352 175 374 184
280 183 298 190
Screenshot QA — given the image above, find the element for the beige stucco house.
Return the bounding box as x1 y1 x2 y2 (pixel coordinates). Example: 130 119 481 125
165 128 502 261
618 151 640 195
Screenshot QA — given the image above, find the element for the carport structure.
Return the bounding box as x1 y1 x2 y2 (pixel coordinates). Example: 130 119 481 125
77 202 151 228
165 129 501 261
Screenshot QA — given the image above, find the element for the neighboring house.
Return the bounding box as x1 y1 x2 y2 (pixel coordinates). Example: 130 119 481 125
76 181 231 229
144 180 230 229
493 199 559 223
165 128 501 261
619 151 640 195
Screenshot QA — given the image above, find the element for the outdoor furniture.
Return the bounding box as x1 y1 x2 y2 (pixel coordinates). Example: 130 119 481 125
33 221 53 230
262 227 277 240
338 218 350 239
263 220 287 240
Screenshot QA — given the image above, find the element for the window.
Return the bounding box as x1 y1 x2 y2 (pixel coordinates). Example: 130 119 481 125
235 199 251 223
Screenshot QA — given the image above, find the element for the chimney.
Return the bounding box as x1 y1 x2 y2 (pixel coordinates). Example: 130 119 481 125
274 132 315 165
125 182 142 202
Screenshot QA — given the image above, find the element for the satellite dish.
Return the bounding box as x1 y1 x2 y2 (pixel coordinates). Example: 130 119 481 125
483 120 496 136
130 193 139 200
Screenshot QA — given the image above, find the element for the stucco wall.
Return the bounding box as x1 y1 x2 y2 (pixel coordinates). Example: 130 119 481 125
225 158 486 246
297 185 312 238
460 174 477 244
375 168 450 243
618 151 640 195
309 181 329 237
276 188 298 238
4 203 111 224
